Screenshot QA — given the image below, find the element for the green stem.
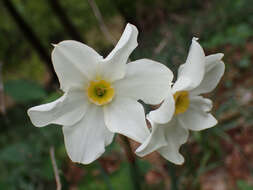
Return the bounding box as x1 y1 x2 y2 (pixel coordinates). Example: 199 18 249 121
119 135 141 190
97 161 114 190
167 162 178 190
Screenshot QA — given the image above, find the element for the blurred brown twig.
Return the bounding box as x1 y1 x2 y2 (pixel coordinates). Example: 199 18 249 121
0 61 6 115
50 146 62 190
153 30 171 56
87 0 116 45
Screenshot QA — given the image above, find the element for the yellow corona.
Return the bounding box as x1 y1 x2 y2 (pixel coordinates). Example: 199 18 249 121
87 80 115 106
173 91 189 115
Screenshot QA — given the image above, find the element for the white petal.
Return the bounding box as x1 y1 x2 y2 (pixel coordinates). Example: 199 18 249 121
190 96 213 112
158 147 184 165
52 40 103 91
135 120 168 157
178 98 217 131
148 90 175 124
172 77 193 93
136 118 189 165
190 53 225 95
173 38 205 92
114 59 173 105
100 24 138 82
28 89 89 127
104 97 150 143
158 118 189 165
205 53 224 67
63 105 114 164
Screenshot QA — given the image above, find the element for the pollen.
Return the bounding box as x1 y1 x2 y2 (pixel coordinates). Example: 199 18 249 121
87 80 115 106
173 91 189 115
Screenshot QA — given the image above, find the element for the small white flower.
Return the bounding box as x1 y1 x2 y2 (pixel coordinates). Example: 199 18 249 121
27 24 173 164
136 38 225 165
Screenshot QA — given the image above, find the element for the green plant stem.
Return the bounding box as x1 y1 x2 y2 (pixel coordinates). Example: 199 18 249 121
97 161 114 190
119 135 141 190
167 162 178 190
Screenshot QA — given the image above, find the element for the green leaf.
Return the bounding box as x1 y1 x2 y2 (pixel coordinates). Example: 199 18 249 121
0 143 31 163
237 180 253 190
4 79 47 103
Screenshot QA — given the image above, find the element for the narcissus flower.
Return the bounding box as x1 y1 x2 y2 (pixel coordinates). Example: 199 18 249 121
136 38 225 164
27 24 173 164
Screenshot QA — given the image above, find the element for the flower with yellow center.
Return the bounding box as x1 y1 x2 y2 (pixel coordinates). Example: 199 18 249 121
136 38 225 165
27 24 173 164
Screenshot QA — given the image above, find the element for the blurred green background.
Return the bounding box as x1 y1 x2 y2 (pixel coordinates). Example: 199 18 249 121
0 0 253 189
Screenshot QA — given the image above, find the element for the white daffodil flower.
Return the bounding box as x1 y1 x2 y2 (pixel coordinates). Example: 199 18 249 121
136 38 225 165
27 23 173 164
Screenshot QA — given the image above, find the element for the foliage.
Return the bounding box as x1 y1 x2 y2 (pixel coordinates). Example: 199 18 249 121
237 180 253 190
4 80 47 103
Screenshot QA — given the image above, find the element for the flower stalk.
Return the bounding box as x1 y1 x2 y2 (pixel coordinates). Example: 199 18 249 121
167 162 178 190
97 161 115 190
119 135 141 190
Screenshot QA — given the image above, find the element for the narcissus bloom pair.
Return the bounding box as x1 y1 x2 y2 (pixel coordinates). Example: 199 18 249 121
28 24 173 164
28 24 224 165
136 38 225 164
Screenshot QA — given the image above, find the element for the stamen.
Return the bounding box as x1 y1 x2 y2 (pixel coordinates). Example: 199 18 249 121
96 87 106 96
87 80 115 106
173 91 189 115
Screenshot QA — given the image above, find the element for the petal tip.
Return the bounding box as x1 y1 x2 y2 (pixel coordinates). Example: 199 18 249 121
27 107 32 115
213 117 218 126
126 23 138 31
218 53 224 60
175 158 185 165
27 109 43 127
51 43 57 47
170 153 185 165
135 147 143 156
192 37 199 41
